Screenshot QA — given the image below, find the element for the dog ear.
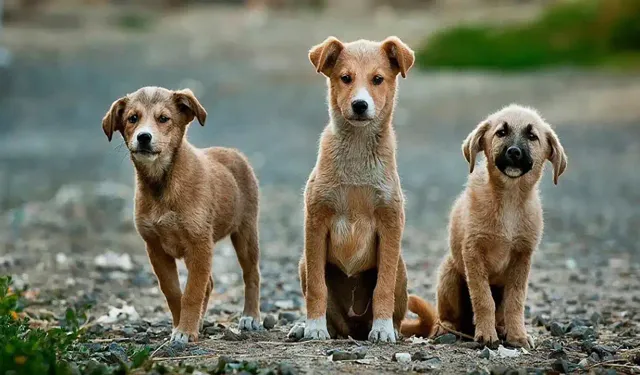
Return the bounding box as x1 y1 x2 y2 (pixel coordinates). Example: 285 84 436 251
174 89 207 126
462 121 491 174
546 127 567 185
102 97 128 142
309 36 344 77
381 36 415 78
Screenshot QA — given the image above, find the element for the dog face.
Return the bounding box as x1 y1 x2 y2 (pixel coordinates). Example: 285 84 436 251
102 87 207 164
463 104 567 184
309 36 414 126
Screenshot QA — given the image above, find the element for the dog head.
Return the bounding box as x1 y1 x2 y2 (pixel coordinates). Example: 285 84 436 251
102 86 207 166
462 104 567 185
309 36 414 127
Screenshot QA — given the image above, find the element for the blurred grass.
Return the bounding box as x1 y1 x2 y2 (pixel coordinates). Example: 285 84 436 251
417 0 640 71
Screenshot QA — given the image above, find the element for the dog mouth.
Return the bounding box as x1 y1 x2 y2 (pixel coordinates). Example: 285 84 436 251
132 149 160 157
495 148 533 178
345 116 374 126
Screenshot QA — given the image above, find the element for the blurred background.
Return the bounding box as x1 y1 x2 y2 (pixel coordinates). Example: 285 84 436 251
0 0 639 368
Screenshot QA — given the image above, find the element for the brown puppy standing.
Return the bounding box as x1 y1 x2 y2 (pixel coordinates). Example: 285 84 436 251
288 36 431 343
101 87 261 343
404 104 567 348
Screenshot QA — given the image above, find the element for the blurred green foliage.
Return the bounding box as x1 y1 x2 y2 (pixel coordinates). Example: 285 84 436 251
0 276 151 375
417 0 640 70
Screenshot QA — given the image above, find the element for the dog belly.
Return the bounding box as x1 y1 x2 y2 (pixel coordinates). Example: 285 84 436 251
327 215 377 277
325 263 377 339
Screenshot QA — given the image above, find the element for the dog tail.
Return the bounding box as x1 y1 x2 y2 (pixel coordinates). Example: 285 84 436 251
400 294 437 338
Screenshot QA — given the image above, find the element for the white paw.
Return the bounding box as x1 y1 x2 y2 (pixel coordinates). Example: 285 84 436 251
170 328 194 343
287 322 305 339
368 318 396 343
303 317 330 340
239 316 261 331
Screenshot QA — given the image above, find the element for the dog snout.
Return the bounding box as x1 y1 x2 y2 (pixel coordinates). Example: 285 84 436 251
137 132 152 147
506 146 522 161
351 100 368 115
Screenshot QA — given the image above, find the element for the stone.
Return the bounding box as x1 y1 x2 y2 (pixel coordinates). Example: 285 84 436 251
550 322 565 337
479 347 492 359
433 333 457 345
263 314 277 330
278 312 298 323
551 359 570 374
394 352 411 363
568 326 595 340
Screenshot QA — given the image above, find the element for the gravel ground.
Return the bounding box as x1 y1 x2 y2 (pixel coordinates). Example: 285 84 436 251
1 4 640 374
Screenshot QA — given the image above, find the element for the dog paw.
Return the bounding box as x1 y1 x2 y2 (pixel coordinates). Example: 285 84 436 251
368 318 397 343
239 316 260 331
506 332 534 349
433 320 457 337
496 325 507 339
474 325 499 346
303 317 330 340
171 328 197 344
287 322 305 340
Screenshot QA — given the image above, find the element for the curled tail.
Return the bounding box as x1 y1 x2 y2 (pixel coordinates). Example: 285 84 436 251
400 294 438 338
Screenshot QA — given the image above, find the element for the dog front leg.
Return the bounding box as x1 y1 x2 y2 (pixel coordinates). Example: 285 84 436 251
503 251 533 349
462 242 498 346
171 240 213 343
370 206 403 343
147 244 182 328
302 207 330 340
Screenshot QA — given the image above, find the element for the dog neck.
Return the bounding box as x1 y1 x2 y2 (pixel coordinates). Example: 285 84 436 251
320 108 397 188
132 141 194 199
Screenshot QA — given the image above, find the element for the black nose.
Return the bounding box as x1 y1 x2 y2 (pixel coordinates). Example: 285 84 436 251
351 100 368 115
137 132 152 146
506 146 522 161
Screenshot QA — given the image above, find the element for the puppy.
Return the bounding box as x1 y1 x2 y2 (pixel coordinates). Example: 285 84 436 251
288 36 431 343
101 87 261 343
405 104 567 348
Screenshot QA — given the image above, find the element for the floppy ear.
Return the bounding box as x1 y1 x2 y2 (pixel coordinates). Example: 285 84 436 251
462 121 491 174
102 97 128 142
174 89 207 126
546 127 567 185
309 36 344 77
381 36 415 78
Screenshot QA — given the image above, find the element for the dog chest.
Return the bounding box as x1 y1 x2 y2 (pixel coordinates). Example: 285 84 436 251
325 187 379 276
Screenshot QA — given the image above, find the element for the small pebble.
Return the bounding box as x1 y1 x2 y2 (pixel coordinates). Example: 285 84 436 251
394 352 411 364
568 326 595 340
277 362 297 375
550 322 565 337
551 359 570 374
549 348 567 360
278 312 299 323
479 347 492 359
433 333 457 345
263 314 277 330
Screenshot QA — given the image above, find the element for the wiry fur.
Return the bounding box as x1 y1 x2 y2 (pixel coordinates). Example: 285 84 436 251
289 36 434 343
409 104 567 349
101 86 262 343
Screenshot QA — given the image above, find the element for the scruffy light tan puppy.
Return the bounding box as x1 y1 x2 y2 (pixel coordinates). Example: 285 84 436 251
405 104 567 348
102 87 261 343
288 36 418 343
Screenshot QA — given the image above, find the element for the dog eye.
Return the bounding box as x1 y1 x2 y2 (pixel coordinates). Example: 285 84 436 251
340 75 352 84
128 115 138 124
372 75 384 85
496 129 507 137
158 115 170 123
527 132 538 141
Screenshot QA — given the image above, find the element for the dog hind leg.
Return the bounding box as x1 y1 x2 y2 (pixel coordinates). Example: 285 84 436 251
231 223 262 331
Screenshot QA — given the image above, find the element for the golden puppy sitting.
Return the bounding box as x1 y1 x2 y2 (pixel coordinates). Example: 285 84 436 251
406 104 567 348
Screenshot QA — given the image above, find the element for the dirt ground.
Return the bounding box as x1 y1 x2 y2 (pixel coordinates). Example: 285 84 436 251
1 3 640 374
